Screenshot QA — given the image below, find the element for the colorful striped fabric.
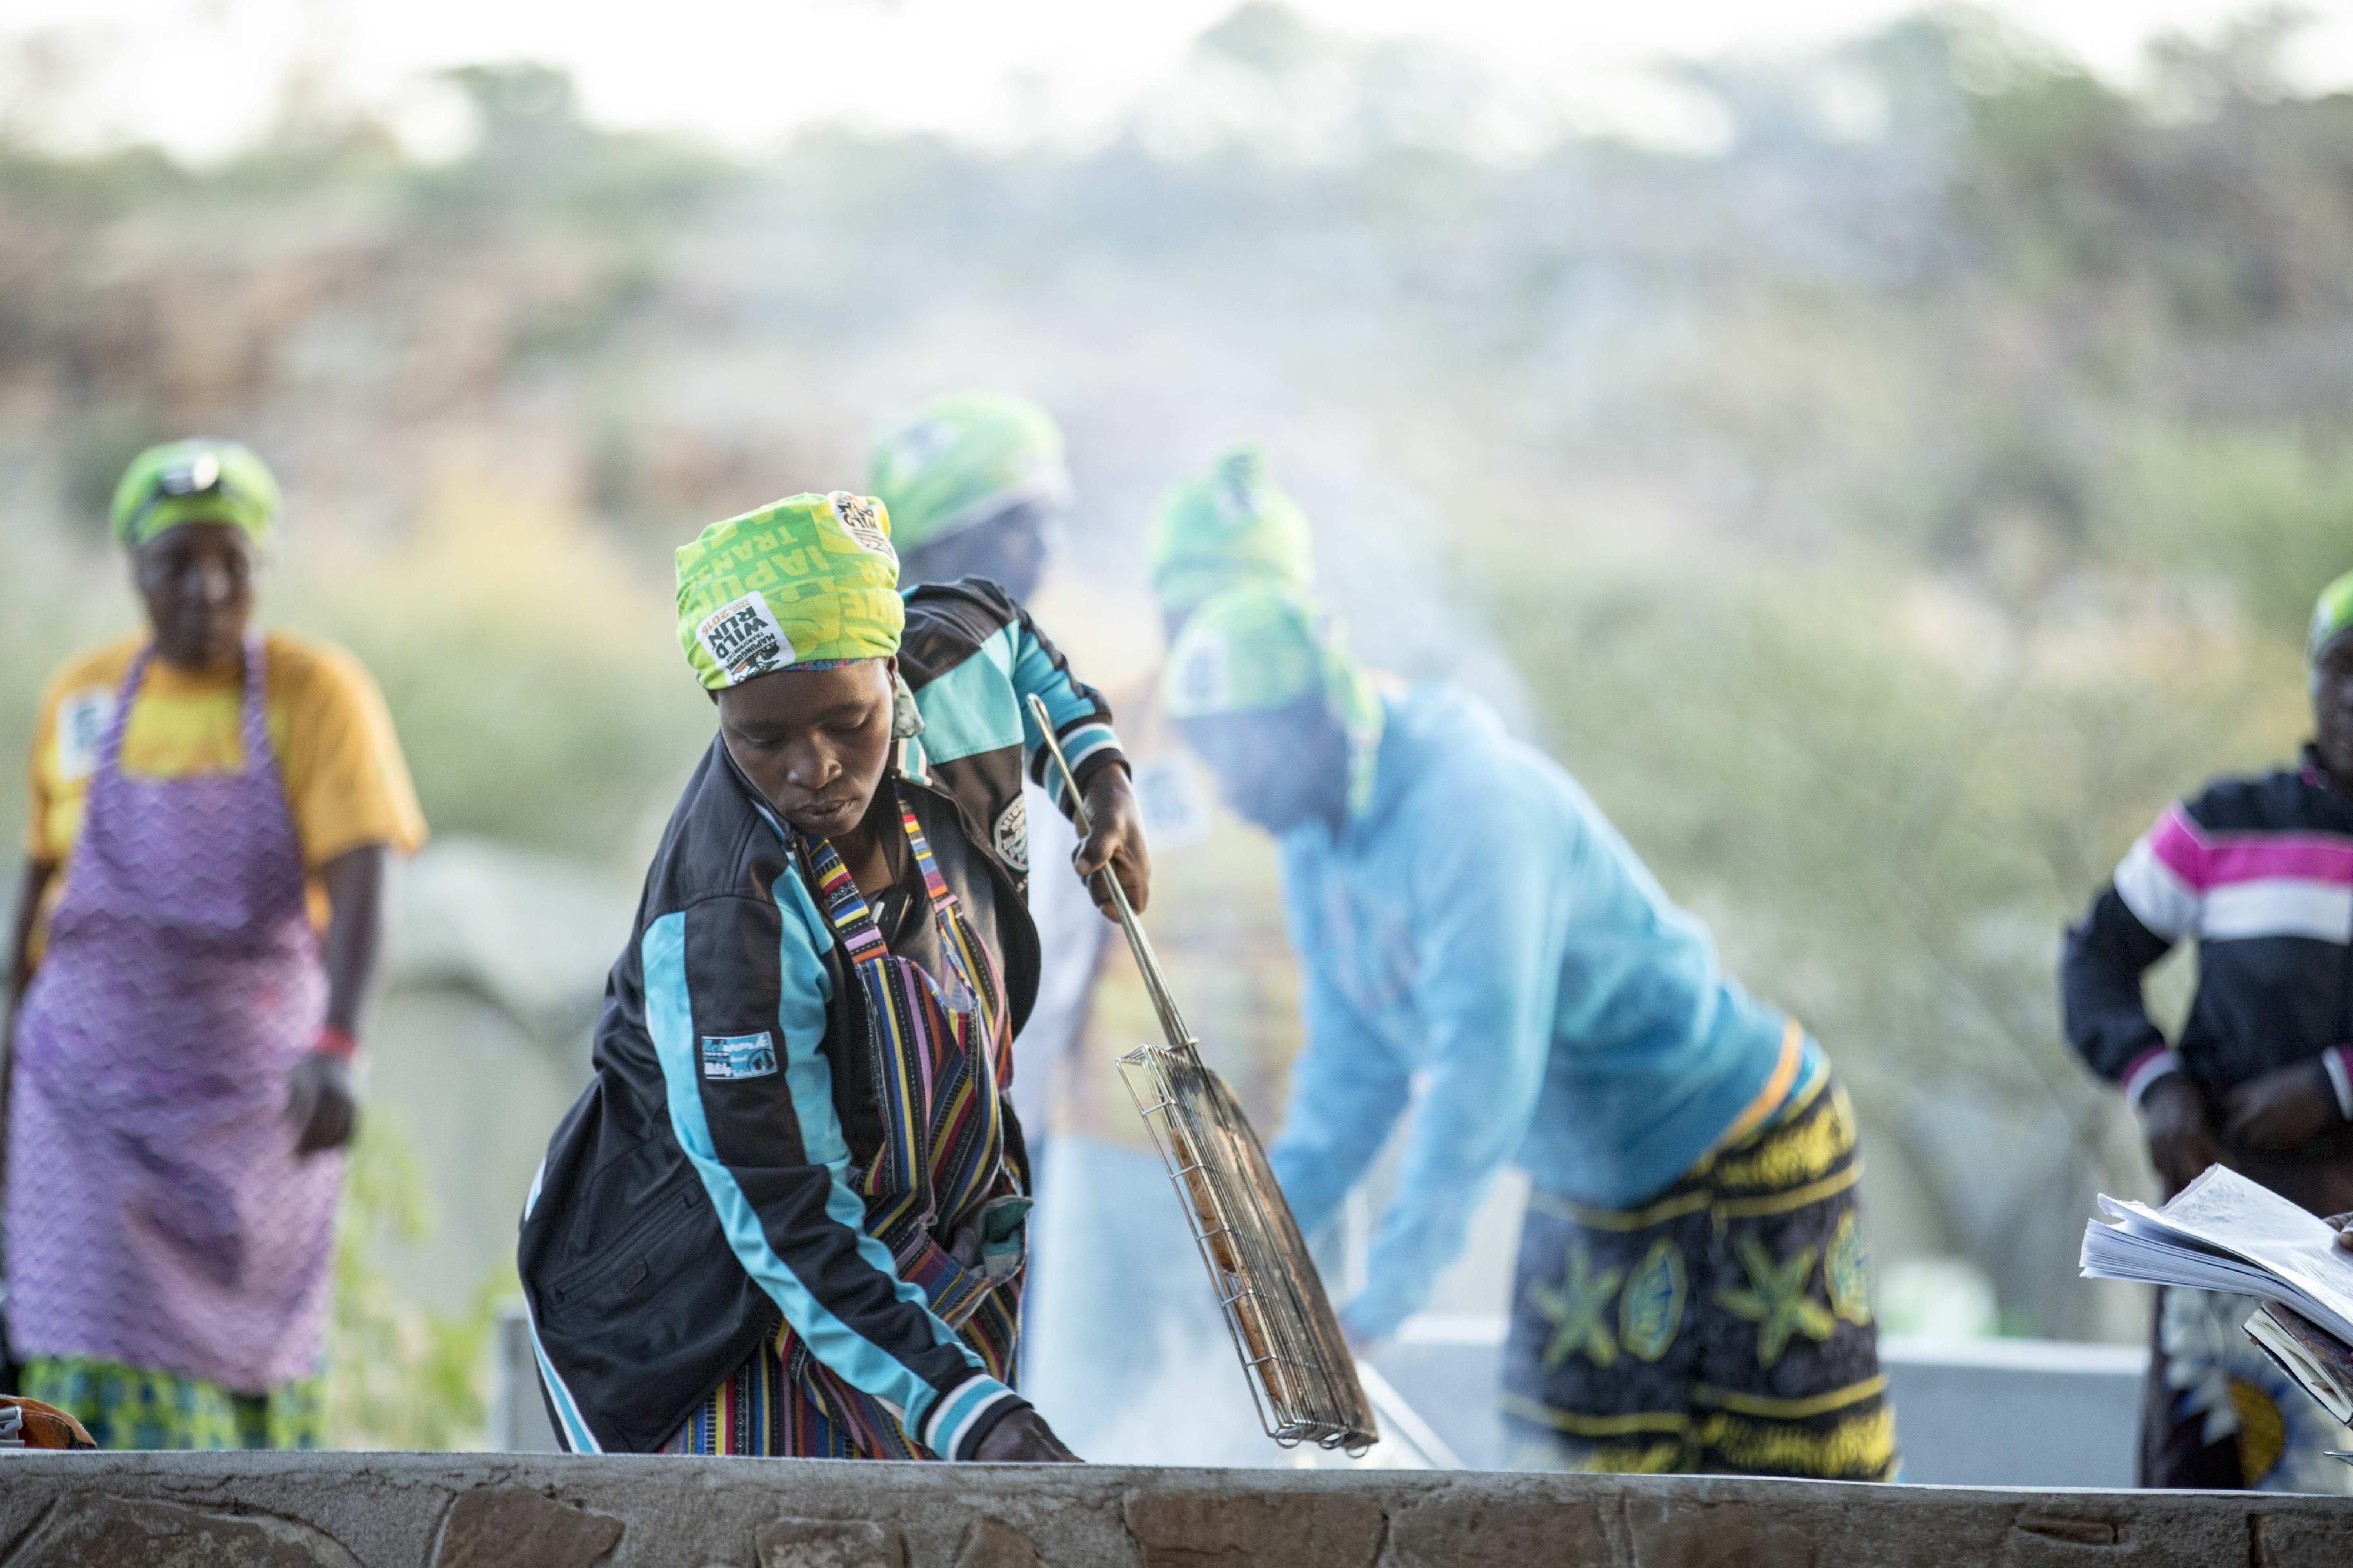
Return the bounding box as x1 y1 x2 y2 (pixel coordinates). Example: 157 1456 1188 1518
662 1329 850 1457
664 788 1024 1457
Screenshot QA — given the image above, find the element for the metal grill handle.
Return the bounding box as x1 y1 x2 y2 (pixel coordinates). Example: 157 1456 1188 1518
1026 697 1191 1050
1025 696 1378 1454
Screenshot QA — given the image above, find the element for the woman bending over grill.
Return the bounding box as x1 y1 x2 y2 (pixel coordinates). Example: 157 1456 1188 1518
518 489 1146 1460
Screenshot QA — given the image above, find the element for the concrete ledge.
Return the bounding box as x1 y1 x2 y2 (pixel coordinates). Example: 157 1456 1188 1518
1 1453 2349 1567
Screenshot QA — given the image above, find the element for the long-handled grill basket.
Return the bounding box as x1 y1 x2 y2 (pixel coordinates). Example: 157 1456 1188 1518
1028 697 1378 1454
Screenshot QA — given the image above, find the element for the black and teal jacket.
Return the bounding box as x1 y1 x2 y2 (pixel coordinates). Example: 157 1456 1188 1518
516 579 1122 1457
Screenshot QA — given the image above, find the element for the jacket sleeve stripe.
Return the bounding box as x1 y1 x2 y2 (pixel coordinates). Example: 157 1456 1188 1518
1012 622 1103 738
2147 798 2353 889
522 1290 605 1453
641 911 976 1434
2188 833 2353 887
2121 1045 2185 1108
2114 832 2200 940
921 1375 1021 1460
2324 1046 2353 1120
1009 622 1122 810
1055 720 1116 776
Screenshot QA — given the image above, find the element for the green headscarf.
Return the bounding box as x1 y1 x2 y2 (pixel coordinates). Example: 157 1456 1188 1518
1146 446 1315 616
1164 583 1384 817
111 439 282 549
2311 570 2353 664
865 393 1072 554
675 492 905 690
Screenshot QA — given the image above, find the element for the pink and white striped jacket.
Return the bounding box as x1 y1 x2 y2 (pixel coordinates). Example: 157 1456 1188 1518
2062 748 2353 1116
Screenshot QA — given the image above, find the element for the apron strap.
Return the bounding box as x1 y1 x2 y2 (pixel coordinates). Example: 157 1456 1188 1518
803 833 889 967
802 788 989 1002
89 637 272 782
236 633 272 776
91 644 157 778
895 796 953 905
893 798 1006 1052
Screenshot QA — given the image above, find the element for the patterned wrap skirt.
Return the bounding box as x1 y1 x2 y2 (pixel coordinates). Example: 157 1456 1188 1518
19 1356 324 1452
1501 1070 1898 1480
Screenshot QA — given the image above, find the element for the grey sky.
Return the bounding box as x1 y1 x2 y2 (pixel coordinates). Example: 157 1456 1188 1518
12 0 2353 161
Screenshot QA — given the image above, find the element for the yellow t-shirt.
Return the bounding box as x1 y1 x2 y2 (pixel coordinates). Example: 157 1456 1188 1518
23 629 428 958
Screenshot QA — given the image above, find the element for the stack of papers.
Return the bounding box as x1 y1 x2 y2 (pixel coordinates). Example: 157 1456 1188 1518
2246 1305 2353 1423
2081 1165 2353 1423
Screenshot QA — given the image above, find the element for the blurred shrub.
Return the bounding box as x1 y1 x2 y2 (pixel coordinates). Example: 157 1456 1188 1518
2094 422 2353 643
285 463 712 856
326 1108 498 1450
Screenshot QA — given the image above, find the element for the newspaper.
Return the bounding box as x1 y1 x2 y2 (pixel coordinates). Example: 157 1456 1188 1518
2082 1165 2353 1424
2247 1304 2353 1424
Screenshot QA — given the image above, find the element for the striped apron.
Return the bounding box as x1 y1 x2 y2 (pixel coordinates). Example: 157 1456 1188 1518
664 790 1025 1456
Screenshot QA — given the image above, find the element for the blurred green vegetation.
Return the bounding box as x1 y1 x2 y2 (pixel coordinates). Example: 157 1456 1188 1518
328 1109 504 1450
285 475 714 852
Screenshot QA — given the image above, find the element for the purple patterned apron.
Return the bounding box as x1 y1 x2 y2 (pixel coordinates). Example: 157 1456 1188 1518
5 636 338 1392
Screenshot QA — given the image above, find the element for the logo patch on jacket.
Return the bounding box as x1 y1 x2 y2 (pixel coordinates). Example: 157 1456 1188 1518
994 796 1029 872
696 593 794 685
701 1032 779 1080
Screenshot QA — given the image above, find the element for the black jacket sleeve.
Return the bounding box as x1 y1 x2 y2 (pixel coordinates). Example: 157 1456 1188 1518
1005 594 1125 804
2060 884 2177 1090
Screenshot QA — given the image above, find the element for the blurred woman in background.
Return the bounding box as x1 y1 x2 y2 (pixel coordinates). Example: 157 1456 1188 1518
1168 585 1895 1481
867 393 1097 1172
3 439 425 1449
2064 568 2353 1493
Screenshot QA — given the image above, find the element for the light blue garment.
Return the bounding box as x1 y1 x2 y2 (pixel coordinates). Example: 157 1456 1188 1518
1265 686 1791 1342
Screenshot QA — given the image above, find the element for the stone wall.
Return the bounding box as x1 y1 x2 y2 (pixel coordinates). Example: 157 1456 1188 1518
1 1454 2349 1567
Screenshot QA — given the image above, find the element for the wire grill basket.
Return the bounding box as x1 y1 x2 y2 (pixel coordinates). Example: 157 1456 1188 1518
1028 697 1377 1453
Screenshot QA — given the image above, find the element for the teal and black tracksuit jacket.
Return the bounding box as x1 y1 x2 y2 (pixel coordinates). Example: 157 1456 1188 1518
517 579 1123 1457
